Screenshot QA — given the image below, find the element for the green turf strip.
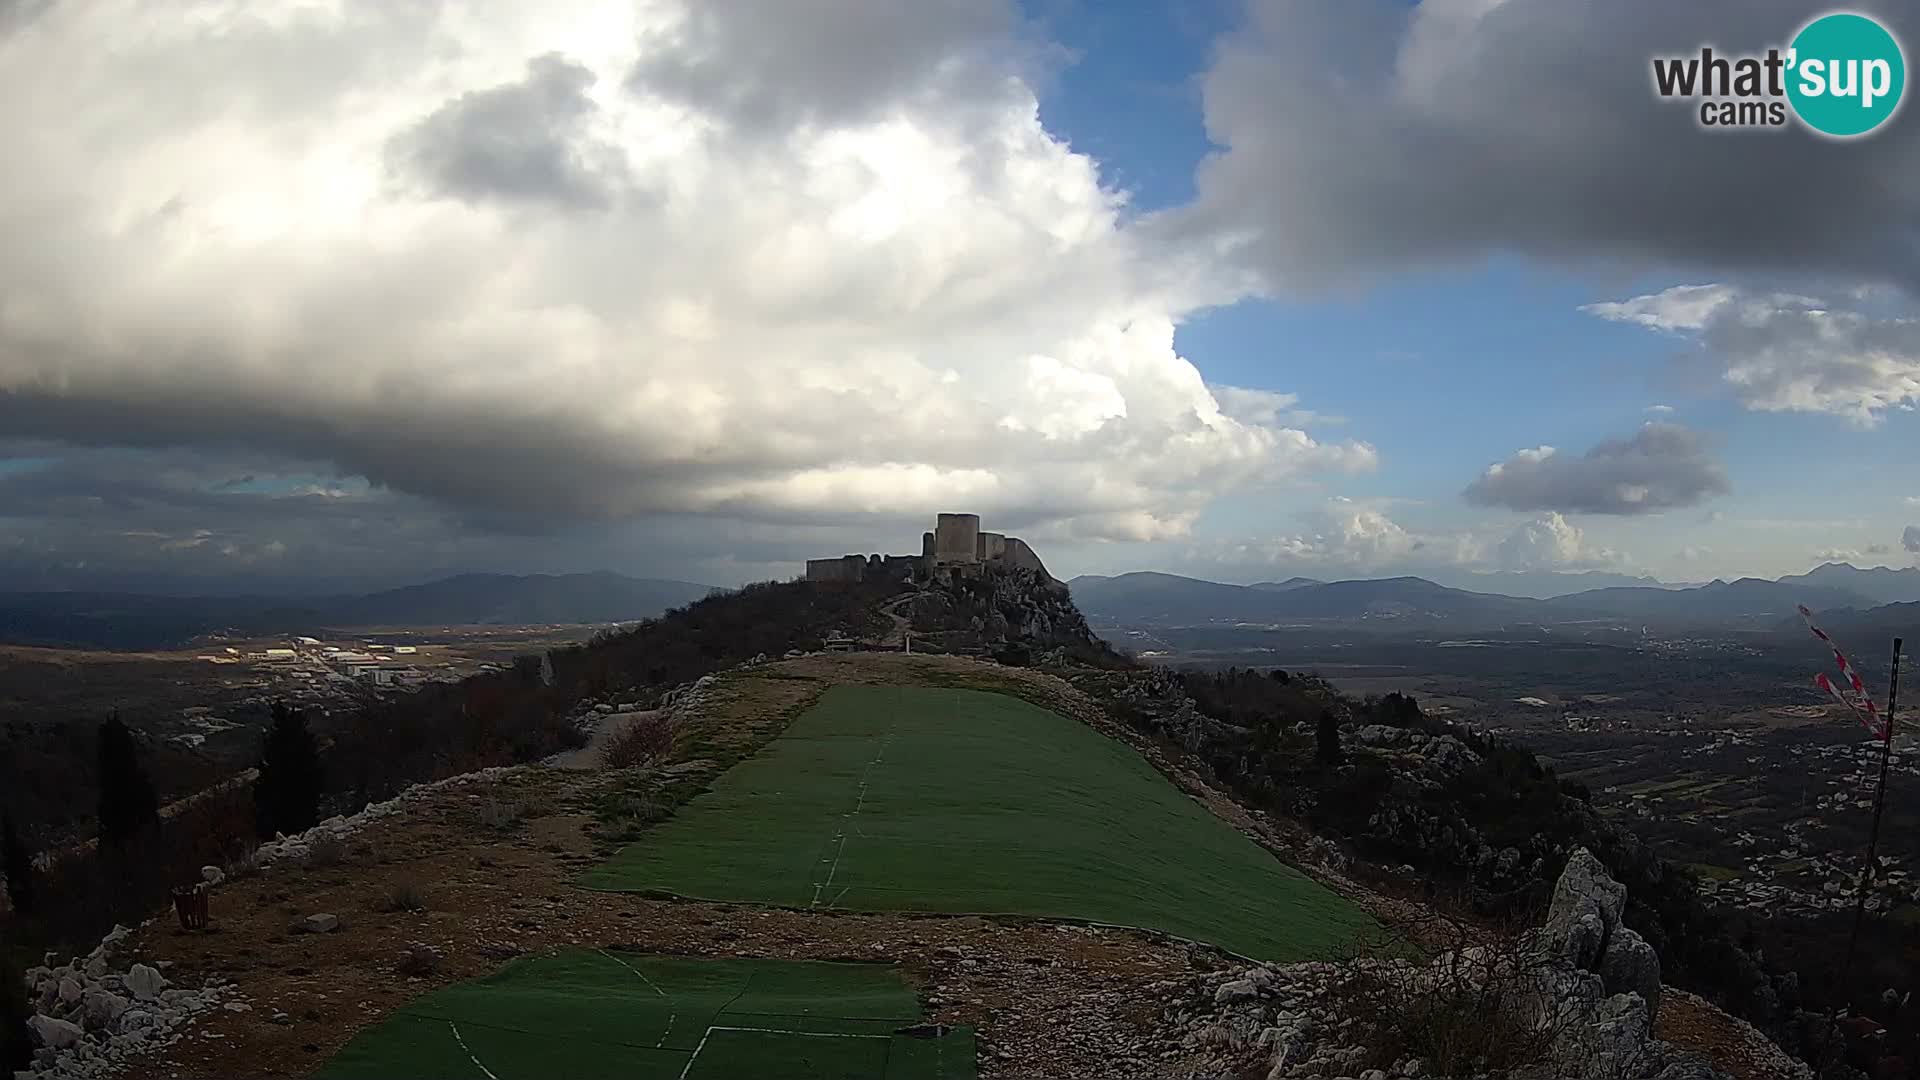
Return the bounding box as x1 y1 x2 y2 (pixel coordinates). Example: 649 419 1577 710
584 685 1375 961
315 951 973 1080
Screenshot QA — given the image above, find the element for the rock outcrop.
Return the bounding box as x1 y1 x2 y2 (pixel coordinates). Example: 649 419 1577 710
1545 848 1664 1019
1156 852 1749 1080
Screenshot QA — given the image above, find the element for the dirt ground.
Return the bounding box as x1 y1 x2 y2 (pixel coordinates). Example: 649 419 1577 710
110 652 1764 1079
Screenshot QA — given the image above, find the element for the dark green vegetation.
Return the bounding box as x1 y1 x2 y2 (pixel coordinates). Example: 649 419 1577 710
252 703 322 840
3 579 893 955
316 951 974 1080
1090 664 1907 1076
94 713 158 850
586 685 1374 962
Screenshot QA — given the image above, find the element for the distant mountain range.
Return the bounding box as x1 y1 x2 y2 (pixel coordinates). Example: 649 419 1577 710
1068 563 1920 635
0 572 720 650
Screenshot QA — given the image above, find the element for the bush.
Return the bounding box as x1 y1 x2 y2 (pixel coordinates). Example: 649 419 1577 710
1 945 30 1072
254 703 323 841
96 712 159 850
379 882 427 913
1316 709 1343 766
305 836 348 869
1333 924 1562 1078
2 812 33 915
397 942 443 977
603 715 678 770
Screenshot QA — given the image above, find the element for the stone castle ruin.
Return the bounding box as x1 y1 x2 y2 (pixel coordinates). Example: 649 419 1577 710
804 513 1053 585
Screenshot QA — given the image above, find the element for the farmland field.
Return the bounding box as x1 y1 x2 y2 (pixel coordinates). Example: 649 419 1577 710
584 685 1373 961
316 951 973 1080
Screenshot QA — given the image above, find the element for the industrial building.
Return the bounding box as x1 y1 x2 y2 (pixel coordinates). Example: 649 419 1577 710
803 512 1052 585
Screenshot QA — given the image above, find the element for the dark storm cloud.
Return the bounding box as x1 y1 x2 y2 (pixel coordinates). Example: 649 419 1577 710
1166 0 1920 294
1465 422 1731 516
626 0 1033 134
389 53 630 210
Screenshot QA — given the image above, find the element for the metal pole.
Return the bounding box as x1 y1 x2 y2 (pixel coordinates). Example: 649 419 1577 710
1836 638 1902 1025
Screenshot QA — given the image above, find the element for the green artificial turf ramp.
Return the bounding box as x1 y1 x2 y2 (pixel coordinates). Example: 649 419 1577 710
315 951 974 1080
584 685 1374 961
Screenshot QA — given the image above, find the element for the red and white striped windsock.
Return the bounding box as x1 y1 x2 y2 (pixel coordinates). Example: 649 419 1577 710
1799 604 1887 739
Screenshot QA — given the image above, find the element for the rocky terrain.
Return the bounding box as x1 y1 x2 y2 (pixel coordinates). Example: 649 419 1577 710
7 619 1822 1078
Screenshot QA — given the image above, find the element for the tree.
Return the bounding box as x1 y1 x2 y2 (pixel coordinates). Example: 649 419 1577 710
96 712 159 849
1316 709 1344 766
0 811 32 915
0 947 30 1072
254 703 323 840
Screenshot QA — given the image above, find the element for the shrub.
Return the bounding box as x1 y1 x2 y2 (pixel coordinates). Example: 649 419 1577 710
603 715 678 770
380 882 427 913
96 712 159 850
0 946 30 1072
254 703 323 841
1333 924 1564 1078
397 943 443 978
2 811 33 915
1315 709 1343 766
305 835 348 869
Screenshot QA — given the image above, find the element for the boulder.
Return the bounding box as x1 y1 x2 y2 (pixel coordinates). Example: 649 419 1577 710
110 1009 157 1037
27 1015 84 1050
125 963 167 1001
81 989 130 1031
1214 979 1259 1005
201 864 225 886
56 977 82 1005
301 913 340 934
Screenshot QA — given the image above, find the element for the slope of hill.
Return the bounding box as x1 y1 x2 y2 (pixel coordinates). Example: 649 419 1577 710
0 573 719 649
1776 562 1920 606
3 570 1848 1078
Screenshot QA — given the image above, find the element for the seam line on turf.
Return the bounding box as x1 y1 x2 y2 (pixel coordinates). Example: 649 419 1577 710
447 1021 499 1080
811 719 895 908
598 948 678 1048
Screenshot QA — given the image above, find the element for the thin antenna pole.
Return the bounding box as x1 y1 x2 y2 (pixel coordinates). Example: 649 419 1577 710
1836 638 1902 1021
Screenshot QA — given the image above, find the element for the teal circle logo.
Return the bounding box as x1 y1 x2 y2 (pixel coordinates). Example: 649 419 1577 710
1787 12 1906 137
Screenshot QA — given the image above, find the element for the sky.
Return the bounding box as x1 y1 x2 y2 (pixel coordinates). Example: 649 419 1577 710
2 0 1919 595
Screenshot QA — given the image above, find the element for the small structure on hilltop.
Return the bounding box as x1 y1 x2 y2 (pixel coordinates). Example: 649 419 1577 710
803 512 1054 586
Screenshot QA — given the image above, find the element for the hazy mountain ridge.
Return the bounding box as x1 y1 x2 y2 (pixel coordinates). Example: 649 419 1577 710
1068 562 1920 632
0 572 719 649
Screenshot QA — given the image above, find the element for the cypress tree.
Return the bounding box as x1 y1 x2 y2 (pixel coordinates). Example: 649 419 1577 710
1316 708 1343 766
0 812 31 916
96 712 159 849
254 703 323 840
1 945 30 1072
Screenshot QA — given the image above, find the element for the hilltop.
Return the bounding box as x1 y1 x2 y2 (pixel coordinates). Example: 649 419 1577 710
0 566 1863 1078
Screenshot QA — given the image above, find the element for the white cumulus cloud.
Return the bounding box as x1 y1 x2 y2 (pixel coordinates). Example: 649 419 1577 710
0 0 1367 546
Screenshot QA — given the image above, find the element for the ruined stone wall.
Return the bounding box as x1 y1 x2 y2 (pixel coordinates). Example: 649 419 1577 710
1000 537 1052 581
805 556 866 583
976 531 1007 561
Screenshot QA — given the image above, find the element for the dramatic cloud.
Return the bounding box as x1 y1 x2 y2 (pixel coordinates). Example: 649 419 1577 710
1586 285 1920 425
1169 0 1920 294
1465 422 1731 515
0 0 1369 560
1495 512 1615 572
